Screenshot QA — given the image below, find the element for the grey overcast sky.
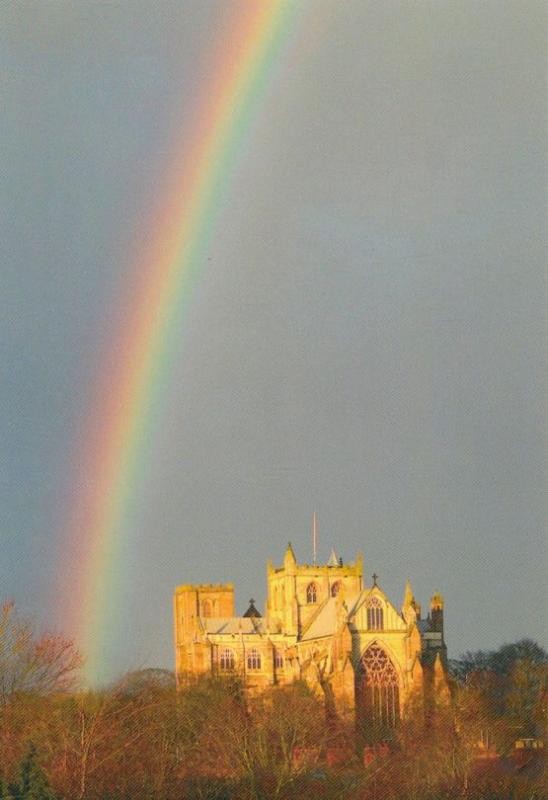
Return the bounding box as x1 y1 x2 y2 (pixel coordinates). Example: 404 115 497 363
1 1 546 680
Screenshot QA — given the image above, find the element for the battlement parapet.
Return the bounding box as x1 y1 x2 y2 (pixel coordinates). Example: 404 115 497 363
272 564 361 575
175 583 234 593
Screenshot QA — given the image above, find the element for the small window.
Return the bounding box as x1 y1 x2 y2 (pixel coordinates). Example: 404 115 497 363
219 648 235 671
247 648 261 671
202 600 212 618
306 583 318 604
331 581 341 597
274 649 284 669
366 597 384 631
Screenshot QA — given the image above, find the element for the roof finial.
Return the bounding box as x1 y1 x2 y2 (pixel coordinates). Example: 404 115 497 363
372 573 378 586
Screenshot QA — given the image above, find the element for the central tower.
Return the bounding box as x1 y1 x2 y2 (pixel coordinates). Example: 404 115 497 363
265 542 363 635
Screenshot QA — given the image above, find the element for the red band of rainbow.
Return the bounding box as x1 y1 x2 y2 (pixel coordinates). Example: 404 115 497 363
59 1 301 684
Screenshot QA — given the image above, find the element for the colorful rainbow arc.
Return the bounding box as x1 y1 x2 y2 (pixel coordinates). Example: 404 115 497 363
62 1 301 683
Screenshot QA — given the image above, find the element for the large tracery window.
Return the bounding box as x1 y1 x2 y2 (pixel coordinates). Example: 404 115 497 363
219 648 235 671
247 648 261 671
360 643 400 729
306 583 318 604
366 596 384 630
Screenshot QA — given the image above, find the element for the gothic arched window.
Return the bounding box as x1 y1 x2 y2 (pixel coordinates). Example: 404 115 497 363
202 600 212 618
366 596 384 630
331 581 341 597
219 648 235 671
247 648 261 671
360 643 400 728
274 649 284 669
306 583 318 604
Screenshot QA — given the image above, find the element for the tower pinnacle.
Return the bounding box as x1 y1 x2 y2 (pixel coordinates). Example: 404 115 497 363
403 579 414 608
284 541 297 567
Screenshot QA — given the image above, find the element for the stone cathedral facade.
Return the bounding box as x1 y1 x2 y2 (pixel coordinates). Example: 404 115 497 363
173 543 448 728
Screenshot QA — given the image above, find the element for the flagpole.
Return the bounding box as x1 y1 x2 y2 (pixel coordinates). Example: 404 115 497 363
313 511 317 565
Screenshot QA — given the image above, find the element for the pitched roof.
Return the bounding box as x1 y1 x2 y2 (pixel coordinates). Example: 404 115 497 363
243 599 261 618
201 617 265 635
301 598 339 640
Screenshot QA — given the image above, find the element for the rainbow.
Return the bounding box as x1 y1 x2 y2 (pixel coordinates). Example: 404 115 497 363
61 1 301 683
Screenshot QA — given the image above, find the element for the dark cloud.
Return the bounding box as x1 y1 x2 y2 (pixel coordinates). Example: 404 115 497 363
1 1 545 679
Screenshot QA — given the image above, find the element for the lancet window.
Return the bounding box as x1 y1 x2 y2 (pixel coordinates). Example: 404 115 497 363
331 581 341 597
219 648 235 671
366 596 384 630
274 649 284 669
247 648 261 671
306 583 318 604
360 643 400 728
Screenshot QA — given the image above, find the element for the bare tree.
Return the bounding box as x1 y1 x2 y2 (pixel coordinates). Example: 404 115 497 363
0 601 81 705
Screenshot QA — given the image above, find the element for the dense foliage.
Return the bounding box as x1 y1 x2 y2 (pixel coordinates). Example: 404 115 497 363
0 603 545 799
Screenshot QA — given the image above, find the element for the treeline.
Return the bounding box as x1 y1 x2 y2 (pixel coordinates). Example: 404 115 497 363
0 601 545 800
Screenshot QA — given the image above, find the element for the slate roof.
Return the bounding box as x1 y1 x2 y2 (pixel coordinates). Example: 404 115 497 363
243 599 262 618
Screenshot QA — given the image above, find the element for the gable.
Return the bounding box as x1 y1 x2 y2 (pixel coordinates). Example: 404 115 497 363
350 588 406 632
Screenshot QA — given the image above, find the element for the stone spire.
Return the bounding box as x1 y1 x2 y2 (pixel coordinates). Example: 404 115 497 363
327 547 339 567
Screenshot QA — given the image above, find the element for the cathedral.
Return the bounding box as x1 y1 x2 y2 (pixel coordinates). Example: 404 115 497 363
173 543 448 729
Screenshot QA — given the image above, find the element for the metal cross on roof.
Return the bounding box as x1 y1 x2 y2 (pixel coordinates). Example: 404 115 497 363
372 573 378 586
